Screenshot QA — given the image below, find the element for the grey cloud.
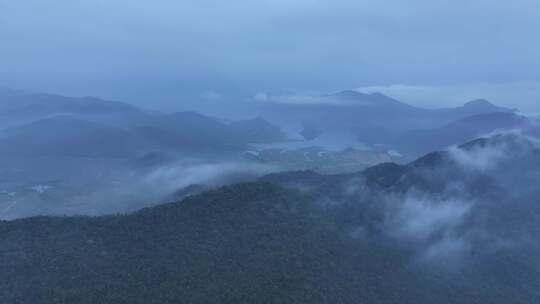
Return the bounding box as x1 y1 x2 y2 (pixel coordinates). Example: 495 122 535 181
140 160 275 194
385 195 471 242
448 144 509 172
0 159 276 219
448 132 540 172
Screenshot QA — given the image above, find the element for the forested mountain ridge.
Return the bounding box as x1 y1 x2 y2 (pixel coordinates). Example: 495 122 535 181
2 134 539 303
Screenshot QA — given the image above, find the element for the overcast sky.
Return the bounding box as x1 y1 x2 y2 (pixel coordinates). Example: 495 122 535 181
1 0 540 112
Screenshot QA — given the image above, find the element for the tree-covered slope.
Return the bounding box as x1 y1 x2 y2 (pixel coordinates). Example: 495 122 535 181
2 134 540 303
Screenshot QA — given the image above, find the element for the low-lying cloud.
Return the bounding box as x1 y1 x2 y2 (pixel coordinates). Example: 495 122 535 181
448 144 508 172
385 195 471 242
0 160 276 219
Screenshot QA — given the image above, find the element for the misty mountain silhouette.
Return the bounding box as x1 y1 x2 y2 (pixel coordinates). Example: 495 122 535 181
463 99 503 110
0 109 286 158
256 90 515 148
0 117 140 157
0 89 519 159
326 90 414 108
394 112 535 156
0 93 138 116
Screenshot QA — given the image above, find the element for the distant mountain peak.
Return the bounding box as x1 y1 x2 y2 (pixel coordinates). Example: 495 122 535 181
451 111 525 126
369 92 388 98
250 115 268 123
332 90 389 100
458 132 536 151
463 99 497 109
443 98 516 115
172 110 211 118
328 90 412 108
334 89 353 94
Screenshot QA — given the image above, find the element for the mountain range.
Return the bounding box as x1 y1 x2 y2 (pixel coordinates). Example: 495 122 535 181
0 91 287 158
254 91 518 150
0 88 527 159
0 88 537 220
257 90 514 129
393 111 539 155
